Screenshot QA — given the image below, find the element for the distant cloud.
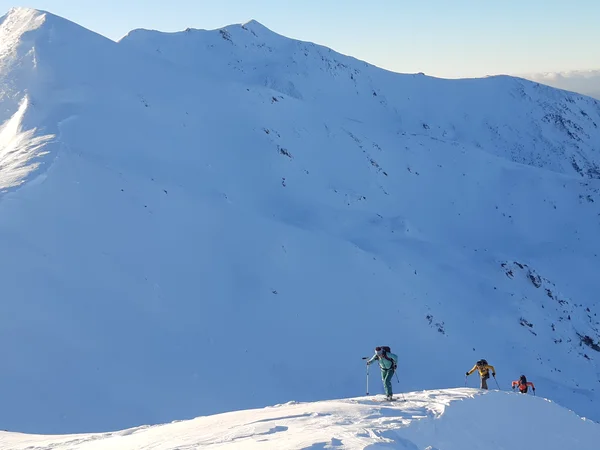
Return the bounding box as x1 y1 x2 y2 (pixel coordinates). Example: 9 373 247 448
518 69 600 100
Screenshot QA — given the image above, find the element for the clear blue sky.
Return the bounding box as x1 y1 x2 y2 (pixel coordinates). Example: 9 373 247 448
3 0 599 78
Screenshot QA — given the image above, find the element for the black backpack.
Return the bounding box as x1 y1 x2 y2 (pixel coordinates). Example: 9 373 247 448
477 359 488 366
377 346 396 368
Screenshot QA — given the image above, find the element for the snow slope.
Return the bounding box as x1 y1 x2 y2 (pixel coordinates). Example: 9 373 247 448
1 389 599 450
1 7 600 434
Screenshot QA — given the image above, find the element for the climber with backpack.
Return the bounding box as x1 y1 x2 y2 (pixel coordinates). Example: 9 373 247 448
512 375 536 394
466 359 496 390
366 346 398 400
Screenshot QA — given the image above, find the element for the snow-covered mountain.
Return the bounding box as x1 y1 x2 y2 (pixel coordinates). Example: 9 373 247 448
2 389 599 450
521 69 600 101
1 7 600 435
119 22 600 179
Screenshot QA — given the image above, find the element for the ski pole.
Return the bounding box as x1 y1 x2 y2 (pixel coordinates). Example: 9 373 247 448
361 357 370 395
493 375 500 390
394 371 406 402
464 375 468 387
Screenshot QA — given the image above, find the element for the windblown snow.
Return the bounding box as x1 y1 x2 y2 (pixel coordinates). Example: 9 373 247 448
1 389 599 450
1 6 600 439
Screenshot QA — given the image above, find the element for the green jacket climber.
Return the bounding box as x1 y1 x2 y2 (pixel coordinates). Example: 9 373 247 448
366 346 398 400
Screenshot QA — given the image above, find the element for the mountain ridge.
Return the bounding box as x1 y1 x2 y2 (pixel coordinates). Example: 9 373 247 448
119 21 600 179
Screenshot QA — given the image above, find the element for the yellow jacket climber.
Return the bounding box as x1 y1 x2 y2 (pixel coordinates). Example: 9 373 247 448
467 362 496 377
466 359 496 389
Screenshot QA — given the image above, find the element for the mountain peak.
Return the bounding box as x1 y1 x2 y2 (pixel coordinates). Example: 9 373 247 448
4 6 45 18
120 19 277 44
240 19 273 35
0 7 47 39
1 6 113 53
0 6 78 32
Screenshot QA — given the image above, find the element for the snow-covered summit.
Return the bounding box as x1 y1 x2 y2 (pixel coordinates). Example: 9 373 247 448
0 7 114 53
1 389 598 449
241 18 274 35
0 7 46 41
0 7 600 436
